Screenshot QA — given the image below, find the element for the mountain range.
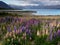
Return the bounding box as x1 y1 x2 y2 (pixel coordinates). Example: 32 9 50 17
0 1 60 10
0 1 13 10
10 5 60 9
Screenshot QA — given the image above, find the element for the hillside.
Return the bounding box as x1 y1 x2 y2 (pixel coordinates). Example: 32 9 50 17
0 1 13 10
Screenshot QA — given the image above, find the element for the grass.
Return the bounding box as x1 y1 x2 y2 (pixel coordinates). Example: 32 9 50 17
0 41 3 45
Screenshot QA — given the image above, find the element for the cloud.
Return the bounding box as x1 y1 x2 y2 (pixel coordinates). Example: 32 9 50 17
19 4 39 6
16 0 60 5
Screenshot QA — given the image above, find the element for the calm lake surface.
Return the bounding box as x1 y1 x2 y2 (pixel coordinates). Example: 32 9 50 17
24 9 60 15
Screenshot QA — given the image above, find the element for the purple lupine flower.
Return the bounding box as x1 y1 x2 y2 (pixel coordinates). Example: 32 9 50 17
11 21 15 24
34 20 39 26
26 29 31 35
14 17 18 22
15 18 17 22
12 18 15 23
26 29 29 34
5 16 10 22
18 27 22 33
53 32 57 38
26 21 30 25
7 26 11 32
49 33 53 41
49 27 53 41
57 30 60 36
20 26 26 32
14 26 17 32
29 19 34 24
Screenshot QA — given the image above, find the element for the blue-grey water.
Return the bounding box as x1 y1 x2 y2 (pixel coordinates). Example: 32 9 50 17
24 9 60 15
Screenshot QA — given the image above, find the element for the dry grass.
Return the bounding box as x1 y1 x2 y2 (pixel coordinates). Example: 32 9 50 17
0 42 2 45
18 15 60 20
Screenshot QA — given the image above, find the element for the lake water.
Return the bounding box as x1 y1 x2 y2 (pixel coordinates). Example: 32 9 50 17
24 9 60 15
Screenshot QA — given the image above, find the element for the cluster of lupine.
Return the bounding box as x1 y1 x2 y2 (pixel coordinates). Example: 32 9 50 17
0 16 60 45
1 17 40 45
5 18 40 38
48 26 60 41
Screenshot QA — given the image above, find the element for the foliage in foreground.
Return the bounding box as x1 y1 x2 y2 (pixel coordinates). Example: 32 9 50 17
0 16 60 45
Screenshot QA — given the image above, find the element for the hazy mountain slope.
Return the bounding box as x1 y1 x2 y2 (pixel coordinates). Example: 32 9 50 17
0 1 13 10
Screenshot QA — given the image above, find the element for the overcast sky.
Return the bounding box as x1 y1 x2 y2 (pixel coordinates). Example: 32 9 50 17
0 0 60 6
